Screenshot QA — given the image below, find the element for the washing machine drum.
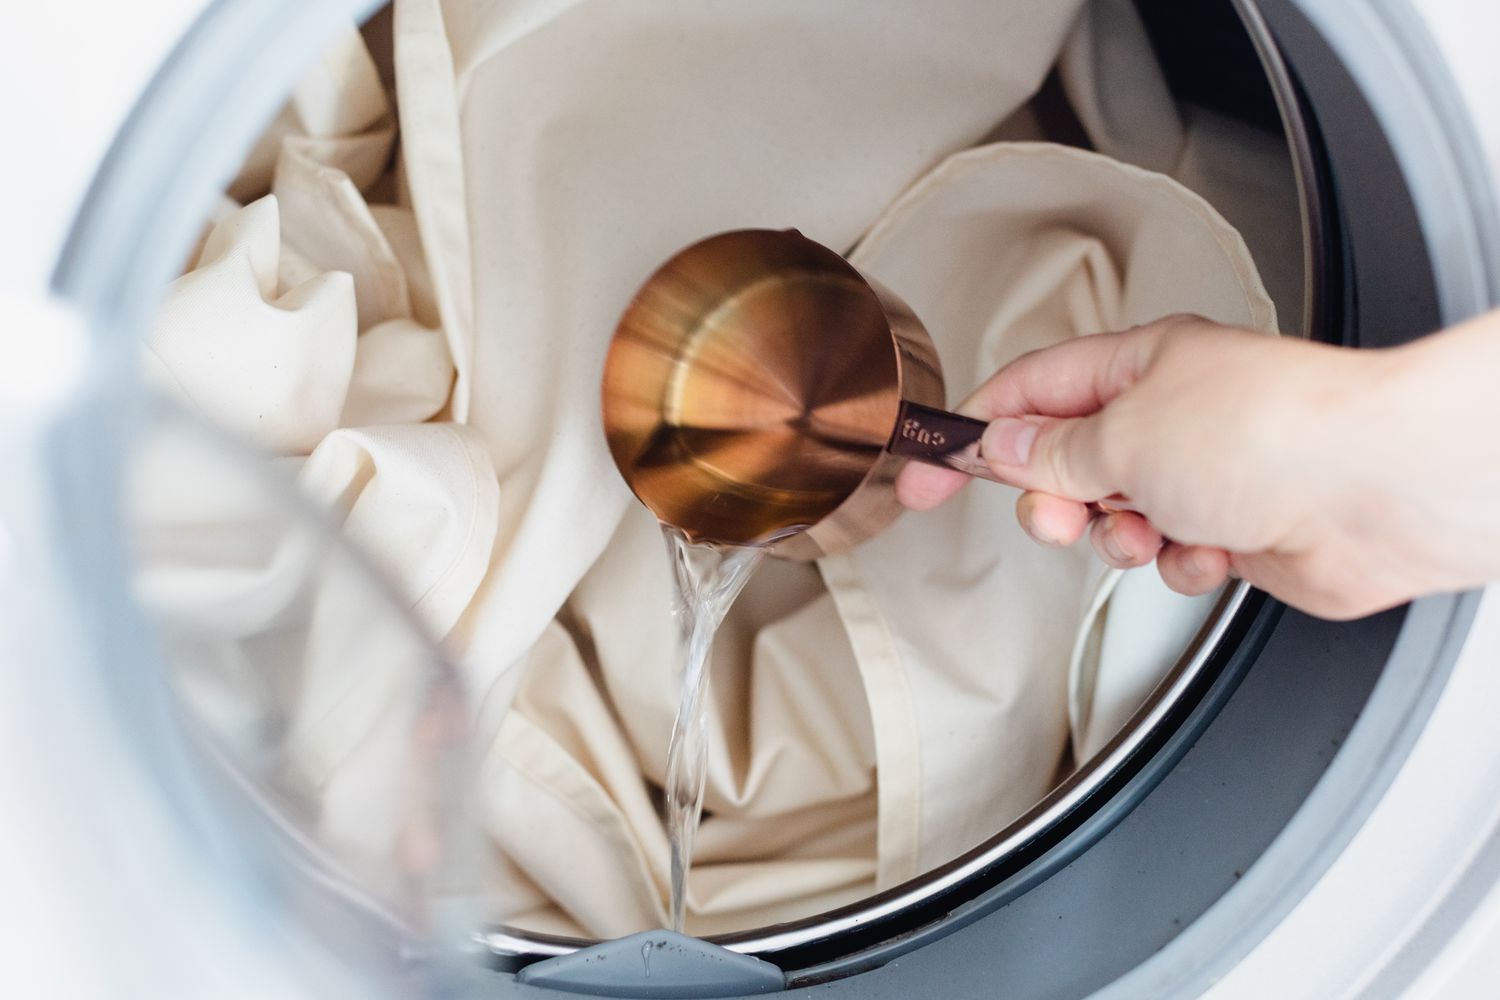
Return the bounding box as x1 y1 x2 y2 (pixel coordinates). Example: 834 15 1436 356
45 0 1498 997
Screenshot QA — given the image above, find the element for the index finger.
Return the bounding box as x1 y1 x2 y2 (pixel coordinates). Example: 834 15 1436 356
957 323 1165 421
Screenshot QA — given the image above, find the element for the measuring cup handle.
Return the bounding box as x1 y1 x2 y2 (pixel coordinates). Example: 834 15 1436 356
889 401 1137 514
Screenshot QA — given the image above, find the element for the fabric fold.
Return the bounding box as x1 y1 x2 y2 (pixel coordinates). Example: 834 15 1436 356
832 141 1276 875
147 197 358 457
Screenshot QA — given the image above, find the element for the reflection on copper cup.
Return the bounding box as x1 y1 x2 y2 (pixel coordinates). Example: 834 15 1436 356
602 229 1121 558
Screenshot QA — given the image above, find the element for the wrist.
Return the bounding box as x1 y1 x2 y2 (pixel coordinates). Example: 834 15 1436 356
1274 339 1386 534
1343 313 1500 590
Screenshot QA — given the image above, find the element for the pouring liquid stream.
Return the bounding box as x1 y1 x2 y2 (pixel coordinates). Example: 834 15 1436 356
660 524 779 933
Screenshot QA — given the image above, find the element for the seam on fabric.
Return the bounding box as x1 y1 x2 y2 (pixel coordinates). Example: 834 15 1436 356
818 555 923 887
410 422 491 633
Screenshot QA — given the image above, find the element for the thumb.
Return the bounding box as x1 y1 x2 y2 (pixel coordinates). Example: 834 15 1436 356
980 414 1116 501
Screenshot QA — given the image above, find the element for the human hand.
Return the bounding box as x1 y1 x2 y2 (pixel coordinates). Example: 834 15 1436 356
896 312 1500 619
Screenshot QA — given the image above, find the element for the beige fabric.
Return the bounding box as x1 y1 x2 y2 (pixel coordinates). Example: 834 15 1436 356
400 0 1093 701
400 0 1099 934
141 4 1285 940
507 513 879 936
832 142 1276 878
136 24 498 921
227 25 395 204
129 420 479 917
1067 568 1222 764
140 19 494 875
1059 0 1305 327
481 142 1275 935
1046 0 1299 763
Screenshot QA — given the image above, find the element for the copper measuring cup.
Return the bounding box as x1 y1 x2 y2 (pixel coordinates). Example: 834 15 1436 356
601 228 1120 559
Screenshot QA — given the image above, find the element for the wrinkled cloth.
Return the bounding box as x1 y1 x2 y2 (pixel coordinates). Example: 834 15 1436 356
1058 0 1305 326
137 22 495 912
398 0 1095 694
485 139 1274 934
144 18 484 647
139 2 1285 940
829 141 1276 880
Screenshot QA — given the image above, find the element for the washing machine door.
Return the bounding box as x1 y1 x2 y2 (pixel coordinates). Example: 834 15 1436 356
0 1 504 995
0 300 485 999
0 308 372 998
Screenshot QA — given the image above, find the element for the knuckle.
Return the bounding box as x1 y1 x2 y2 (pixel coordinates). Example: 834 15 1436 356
1151 324 1198 363
1089 411 1131 488
1039 420 1081 495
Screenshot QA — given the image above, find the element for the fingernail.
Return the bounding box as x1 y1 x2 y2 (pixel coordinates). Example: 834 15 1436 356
1099 531 1129 565
983 418 1038 466
1017 506 1058 546
1028 522 1060 546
